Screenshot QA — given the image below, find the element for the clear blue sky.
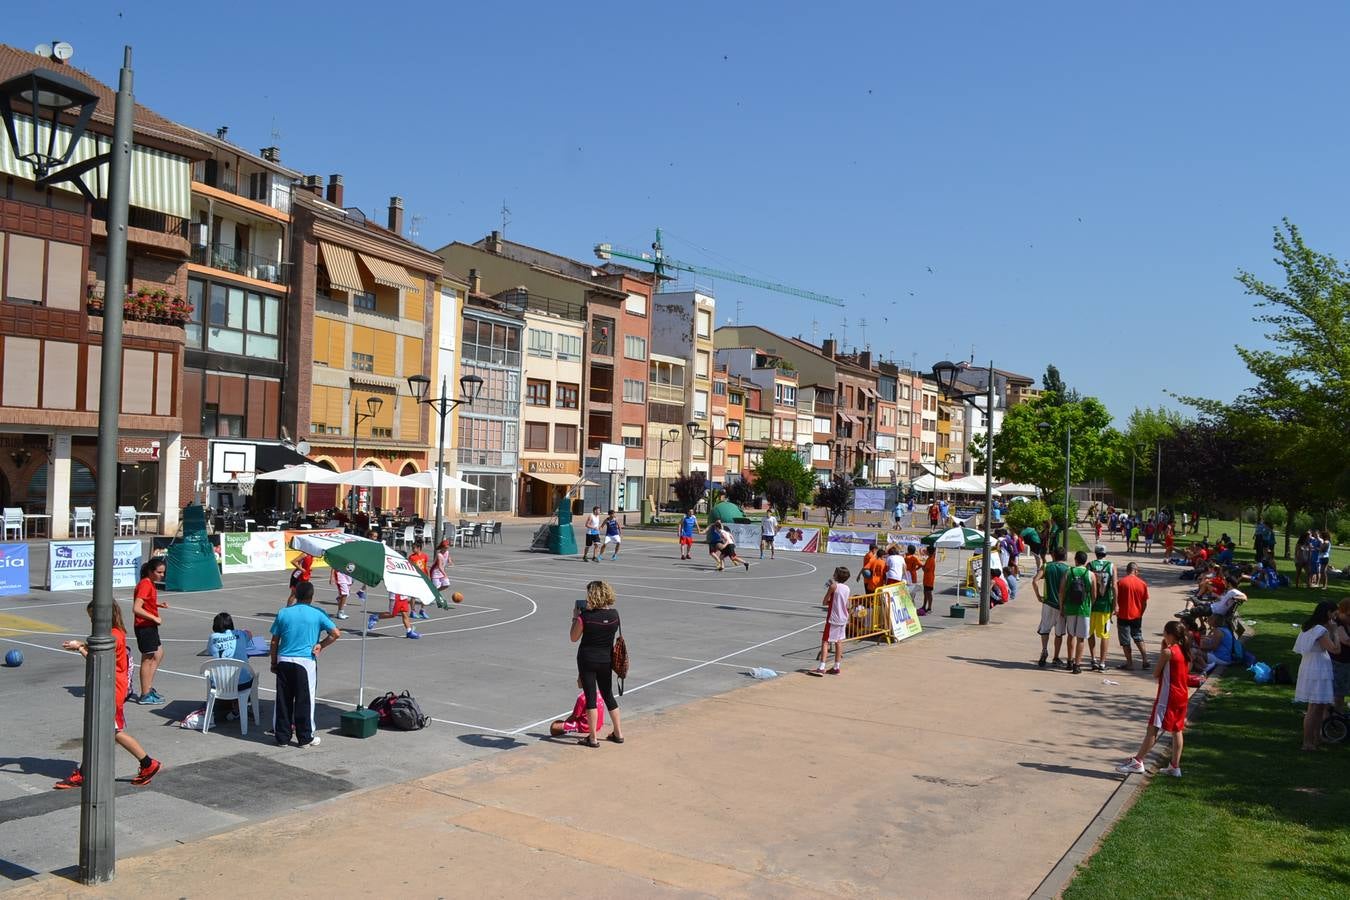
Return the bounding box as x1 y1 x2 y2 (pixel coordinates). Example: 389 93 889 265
10 1 1350 421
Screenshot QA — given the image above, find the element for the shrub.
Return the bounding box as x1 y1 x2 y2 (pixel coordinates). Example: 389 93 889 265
671 472 708 511
1005 499 1051 535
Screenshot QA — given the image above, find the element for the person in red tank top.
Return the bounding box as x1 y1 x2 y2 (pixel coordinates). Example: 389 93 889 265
1115 621 1191 777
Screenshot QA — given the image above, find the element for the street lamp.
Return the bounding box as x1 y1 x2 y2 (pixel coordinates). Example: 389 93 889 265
655 427 680 516
348 390 384 522
1 49 134 883
1038 420 1073 553
407 372 483 547
932 359 997 626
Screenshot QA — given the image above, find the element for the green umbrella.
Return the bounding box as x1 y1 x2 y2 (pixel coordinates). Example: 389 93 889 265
921 526 987 549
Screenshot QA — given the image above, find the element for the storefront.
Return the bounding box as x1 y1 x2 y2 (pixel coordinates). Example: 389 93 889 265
519 458 583 517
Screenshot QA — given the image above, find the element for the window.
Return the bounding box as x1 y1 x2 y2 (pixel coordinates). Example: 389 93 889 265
623 378 646 403
712 413 725 432
591 315 614 356
621 424 643 448
902 385 912 400
556 333 582 360
353 291 377 311
351 352 374 372
696 309 712 338
729 391 743 406
728 454 740 472
371 426 393 439
461 317 522 367
648 359 684 387
900 437 910 451
695 349 710 379
528 329 553 357
556 382 579 409
625 292 647 315
197 279 281 360
778 418 796 441
186 278 204 348
458 473 513 514
554 423 578 453
774 384 797 406
526 379 551 407
713 380 727 396
203 404 243 437
4 235 81 308
901 410 911 426
624 335 647 360
524 421 550 451
693 389 708 420
713 448 724 467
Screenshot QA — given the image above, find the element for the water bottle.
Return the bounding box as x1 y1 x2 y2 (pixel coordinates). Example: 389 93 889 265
748 667 779 679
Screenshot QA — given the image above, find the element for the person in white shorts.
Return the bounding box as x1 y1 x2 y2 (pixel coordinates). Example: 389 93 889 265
602 510 622 560
330 566 352 620
583 506 602 562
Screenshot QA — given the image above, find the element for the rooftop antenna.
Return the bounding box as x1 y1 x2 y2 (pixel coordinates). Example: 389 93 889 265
810 318 819 345
500 199 511 238
858 317 869 351
409 214 425 241
969 344 975 365
840 316 848 347
270 116 283 146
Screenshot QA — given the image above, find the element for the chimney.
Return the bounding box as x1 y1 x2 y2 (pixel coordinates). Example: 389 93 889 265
859 350 872 369
326 174 344 207
303 175 323 197
216 125 229 140
821 339 836 359
259 146 281 163
468 268 482 295
488 230 503 254
387 196 404 234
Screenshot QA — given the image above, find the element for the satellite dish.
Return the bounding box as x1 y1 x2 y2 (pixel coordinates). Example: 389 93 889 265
34 43 53 58
296 441 311 456
52 42 74 61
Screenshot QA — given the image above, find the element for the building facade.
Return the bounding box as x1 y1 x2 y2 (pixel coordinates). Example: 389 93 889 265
519 304 584 515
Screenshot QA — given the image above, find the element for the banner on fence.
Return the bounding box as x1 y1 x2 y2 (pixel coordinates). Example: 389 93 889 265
48 540 142 591
825 530 877 556
726 523 763 551
886 532 930 549
0 542 31 596
283 530 340 569
221 531 288 574
854 488 886 511
775 526 820 553
881 582 923 641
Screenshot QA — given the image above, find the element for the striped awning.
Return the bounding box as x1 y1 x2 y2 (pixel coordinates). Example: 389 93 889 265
319 241 365 294
359 253 419 290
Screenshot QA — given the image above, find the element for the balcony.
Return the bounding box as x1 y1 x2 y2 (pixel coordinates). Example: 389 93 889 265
191 243 287 285
648 382 684 404
814 399 834 416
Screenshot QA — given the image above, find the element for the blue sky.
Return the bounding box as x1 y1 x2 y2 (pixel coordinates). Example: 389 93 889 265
10 1 1350 421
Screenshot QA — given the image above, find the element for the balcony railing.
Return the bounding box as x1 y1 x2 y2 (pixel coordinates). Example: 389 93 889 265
648 383 683 404
127 207 188 239
191 243 287 285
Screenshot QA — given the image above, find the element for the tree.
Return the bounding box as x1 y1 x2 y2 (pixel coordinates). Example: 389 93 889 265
1041 364 1081 405
1102 407 1184 504
671 472 708 511
814 475 854 527
970 392 1117 498
724 478 755 508
751 446 816 519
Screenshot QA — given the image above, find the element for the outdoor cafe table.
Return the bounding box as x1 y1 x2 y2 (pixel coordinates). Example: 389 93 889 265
22 514 50 538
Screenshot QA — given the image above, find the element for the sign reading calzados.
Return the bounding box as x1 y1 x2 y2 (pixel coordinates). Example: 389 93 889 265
48 540 143 591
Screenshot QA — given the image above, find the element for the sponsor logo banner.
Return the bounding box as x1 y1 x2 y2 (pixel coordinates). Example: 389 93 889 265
774 526 820 553
48 540 142 591
221 532 288 574
825 530 877 557
0 542 30 596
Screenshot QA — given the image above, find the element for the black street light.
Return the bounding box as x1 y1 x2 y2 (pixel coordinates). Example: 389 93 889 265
348 390 384 522
932 359 998 626
1038 420 1073 553
408 373 483 548
655 427 680 516
1 48 135 884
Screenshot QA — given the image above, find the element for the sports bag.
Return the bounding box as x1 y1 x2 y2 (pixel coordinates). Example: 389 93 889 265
368 690 430 730
612 624 629 696
1065 569 1088 607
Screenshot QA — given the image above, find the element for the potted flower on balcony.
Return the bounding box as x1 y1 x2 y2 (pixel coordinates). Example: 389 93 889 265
167 296 193 325
86 287 105 317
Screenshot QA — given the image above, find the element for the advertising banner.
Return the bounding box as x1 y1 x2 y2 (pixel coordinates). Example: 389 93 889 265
48 540 142 591
887 532 931 550
726 523 763 551
774 526 820 553
220 531 288 574
881 582 923 642
0 542 31 596
283 529 340 569
825 530 877 556
854 488 886 511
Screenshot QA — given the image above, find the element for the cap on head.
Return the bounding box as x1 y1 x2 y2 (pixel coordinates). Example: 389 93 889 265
1094 544 1107 557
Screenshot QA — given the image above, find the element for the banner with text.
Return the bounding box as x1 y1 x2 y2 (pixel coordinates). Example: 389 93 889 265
48 540 142 591
221 531 289 574
881 582 923 642
283 529 341 569
726 524 763 551
825 530 878 556
854 488 886 511
775 526 821 553
0 542 30 596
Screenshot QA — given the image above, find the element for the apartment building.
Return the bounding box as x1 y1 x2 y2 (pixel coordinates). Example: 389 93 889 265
919 376 939 477
709 366 729 483
651 289 717 484
0 46 205 536
723 372 751 481
829 345 879 480
797 383 835 480
645 352 686 506
873 364 900 483
519 303 584 515
288 191 440 515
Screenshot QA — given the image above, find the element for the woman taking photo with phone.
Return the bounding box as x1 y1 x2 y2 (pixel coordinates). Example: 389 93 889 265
569 580 624 748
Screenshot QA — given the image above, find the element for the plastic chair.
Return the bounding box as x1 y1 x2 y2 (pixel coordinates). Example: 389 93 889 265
489 521 504 544
469 523 484 547
72 507 93 538
198 658 259 734
116 506 137 536
2 508 22 540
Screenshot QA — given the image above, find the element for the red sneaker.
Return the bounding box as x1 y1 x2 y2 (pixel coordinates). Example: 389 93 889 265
130 759 161 786
54 769 84 790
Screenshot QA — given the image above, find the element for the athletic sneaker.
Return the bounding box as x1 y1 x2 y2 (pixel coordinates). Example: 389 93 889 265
1038 651 1048 668
743 561 750 572
53 769 84 790
130 759 162 786
406 630 421 639
1115 758 1146 774
139 690 164 705
1160 766 1182 778
827 667 841 675
300 736 322 749
367 614 379 631
336 612 349 620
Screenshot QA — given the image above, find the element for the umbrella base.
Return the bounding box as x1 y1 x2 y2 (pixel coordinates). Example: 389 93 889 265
340 708 379 739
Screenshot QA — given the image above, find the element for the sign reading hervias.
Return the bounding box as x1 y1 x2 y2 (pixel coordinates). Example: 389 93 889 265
48 540 143 590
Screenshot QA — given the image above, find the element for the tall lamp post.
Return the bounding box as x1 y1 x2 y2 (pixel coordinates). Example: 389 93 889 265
1038 420 1073 551
655 427 680 515
347 390 384 523
1 50 137 883
932 360 997 626
686 420 726 483
407 373 483 548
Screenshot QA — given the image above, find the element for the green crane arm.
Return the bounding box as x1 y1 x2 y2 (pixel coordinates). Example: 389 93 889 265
594 234 846 308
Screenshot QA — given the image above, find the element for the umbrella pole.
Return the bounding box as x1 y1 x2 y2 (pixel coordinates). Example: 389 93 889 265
357 586 369 710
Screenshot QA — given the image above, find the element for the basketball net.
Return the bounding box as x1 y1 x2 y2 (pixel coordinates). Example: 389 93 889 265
237 471 256 497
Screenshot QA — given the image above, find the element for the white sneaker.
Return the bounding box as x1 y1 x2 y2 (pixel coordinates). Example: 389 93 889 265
301 736 321 748
1115 758 1145 774
336 612 349 620
1160 766 1182 778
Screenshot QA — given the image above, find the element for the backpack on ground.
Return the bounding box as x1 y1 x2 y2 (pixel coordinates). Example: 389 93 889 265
1273 663 1294 686
368 690 430 730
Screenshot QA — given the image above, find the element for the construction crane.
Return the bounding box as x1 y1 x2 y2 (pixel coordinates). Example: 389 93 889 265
594 228 846 308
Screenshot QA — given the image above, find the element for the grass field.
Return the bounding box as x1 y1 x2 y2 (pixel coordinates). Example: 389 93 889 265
1065 550 1350 899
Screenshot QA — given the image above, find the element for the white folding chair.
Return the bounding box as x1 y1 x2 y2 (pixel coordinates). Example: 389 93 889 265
72 507 93 538
116 506 137 536
2 508 22 541
198 658 260 734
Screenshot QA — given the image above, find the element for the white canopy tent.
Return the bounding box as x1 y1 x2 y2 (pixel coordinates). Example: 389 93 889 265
253 463 338 484
318 468 413 488
947 476 1002 496
911 473 953 493
996 483 1041 496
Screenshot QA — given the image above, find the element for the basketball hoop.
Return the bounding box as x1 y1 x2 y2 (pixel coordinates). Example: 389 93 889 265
237 471 256 497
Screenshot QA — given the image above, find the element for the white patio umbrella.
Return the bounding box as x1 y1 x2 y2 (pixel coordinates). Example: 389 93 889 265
318 467 415 488
401 468 483 491
254 462 337 483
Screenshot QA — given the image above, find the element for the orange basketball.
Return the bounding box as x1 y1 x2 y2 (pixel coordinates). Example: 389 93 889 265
452 591 464 604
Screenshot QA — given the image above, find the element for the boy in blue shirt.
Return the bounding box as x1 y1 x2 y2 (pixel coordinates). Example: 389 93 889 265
678 509 698 560
269 581 340 748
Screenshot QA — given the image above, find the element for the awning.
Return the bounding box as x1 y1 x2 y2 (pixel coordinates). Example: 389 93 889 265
359 253 420 290
525 472 595 487
319 241 366 294
254 442 311 472
862 386 878 399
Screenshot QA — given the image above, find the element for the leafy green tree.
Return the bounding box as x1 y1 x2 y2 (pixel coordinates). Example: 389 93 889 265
814 475 854 527
751 447 816 519
724 478 755 509
1102 407 1184 504
671 472 708 511
1004 499 1051 535
1041 364 1081 405
969 393 1117 498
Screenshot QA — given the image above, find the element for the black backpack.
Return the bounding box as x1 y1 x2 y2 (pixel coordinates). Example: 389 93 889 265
1066 569 1088 607
368 690 430 730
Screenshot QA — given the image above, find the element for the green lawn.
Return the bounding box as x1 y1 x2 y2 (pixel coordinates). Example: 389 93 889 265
1064 557 1350 899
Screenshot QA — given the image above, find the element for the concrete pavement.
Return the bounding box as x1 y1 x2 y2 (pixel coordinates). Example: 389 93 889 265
7 535 1193 899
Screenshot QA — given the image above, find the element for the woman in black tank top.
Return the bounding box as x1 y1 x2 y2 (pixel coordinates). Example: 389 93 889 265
569 580 624 747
